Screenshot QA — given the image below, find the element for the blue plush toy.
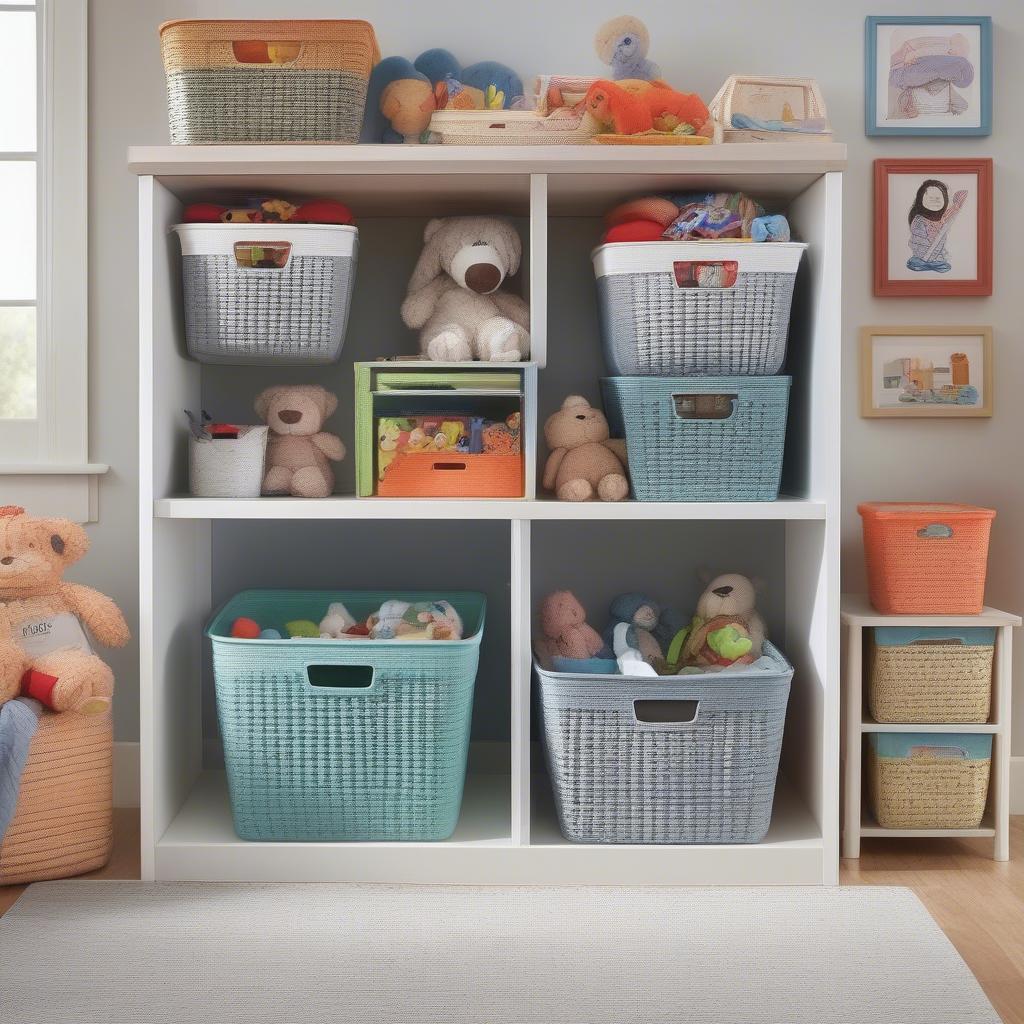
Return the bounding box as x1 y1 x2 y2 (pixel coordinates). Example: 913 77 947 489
603 593 663 674
362 56 435 144
414 48 524 111
594 16 661 82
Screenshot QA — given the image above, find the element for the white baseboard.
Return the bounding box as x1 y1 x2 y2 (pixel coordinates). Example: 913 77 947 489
1013 756 1024 815
113 741 139 808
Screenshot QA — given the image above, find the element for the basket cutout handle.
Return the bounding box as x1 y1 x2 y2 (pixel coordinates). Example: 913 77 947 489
917 523 954 540
673 260 738 289
672 393 738 421
230 40 303 66
234 241 291 270
431 461 468 471
306 664 375 692
908 744 968 760
633 699 699 725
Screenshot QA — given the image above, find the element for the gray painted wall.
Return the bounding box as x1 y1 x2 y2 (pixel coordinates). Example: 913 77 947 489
86 0 1024 754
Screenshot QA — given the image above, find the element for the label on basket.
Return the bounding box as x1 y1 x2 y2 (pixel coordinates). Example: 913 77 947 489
673 260 738 289
10 612 94 659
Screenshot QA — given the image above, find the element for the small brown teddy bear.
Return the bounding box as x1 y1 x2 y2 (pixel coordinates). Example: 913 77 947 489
254 385 346 498
0 506 129 714
534 591 606 664
542 395 629 502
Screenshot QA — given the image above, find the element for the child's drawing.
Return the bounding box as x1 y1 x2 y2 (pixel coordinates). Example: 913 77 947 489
888 33 974 120
906 179 967 274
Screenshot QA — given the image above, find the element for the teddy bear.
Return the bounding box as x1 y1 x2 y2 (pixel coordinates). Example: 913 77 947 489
542 396 629 502
400 217 531 362
681 572 767 668
0 506 129 714
254 385 346 498
533 591 609 665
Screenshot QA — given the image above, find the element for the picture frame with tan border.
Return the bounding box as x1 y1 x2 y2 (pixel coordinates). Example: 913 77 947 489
859 325 992 418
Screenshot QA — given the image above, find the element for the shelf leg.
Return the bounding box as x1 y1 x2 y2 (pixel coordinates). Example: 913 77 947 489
993 625 1012 862
841 623 862 859
510 519 531 845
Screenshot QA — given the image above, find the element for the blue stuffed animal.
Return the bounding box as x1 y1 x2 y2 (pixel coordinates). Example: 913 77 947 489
594 16 661 82
415 48 524 111
603 593 663 670
363 56 436 144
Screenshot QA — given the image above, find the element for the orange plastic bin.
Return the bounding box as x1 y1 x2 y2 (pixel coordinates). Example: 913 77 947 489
377 453 523 498
858 502 995 615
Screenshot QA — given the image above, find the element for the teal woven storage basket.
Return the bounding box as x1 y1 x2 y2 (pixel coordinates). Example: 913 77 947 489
601 376 791 501
206 590 484 842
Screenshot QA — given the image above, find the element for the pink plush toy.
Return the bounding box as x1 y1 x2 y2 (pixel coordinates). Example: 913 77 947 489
0 506 129 715
534 591 606 663
254 385 346 498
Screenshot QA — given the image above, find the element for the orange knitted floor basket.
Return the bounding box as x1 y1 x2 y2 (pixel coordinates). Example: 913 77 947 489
0 710 112 886
377 453 523 498
859 502 995 615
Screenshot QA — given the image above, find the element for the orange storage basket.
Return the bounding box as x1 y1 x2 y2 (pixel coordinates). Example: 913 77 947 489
377 454 523 498
859 502 995 614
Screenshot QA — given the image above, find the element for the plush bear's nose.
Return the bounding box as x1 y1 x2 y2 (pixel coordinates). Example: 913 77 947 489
713 585 733 597
278 409 302 425
465 263 502 294
1 556 12 565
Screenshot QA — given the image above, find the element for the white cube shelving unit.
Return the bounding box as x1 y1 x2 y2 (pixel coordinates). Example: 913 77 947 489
134 144 845 885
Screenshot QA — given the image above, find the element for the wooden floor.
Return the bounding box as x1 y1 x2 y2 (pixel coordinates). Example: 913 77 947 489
1 812 1021 1021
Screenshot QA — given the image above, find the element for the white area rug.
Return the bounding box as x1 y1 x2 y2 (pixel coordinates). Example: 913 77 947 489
0 882 998 1023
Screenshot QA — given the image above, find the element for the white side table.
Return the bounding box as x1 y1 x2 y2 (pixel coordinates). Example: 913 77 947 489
841 594 1020 861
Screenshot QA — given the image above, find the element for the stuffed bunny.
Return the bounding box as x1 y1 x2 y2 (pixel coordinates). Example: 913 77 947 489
400 216 531 362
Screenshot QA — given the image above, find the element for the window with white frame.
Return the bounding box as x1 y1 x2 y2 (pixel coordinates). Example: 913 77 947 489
0 0 94 507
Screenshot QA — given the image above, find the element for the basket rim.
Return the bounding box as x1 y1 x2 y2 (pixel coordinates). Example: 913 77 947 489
160 19 377 34
858 501 995 520
206 588 487 647
172 223 358 234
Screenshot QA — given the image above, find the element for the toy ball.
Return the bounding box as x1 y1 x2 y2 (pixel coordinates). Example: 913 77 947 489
229 617 262 639
259 628 282 640
286 619 320 639
293 199 354 225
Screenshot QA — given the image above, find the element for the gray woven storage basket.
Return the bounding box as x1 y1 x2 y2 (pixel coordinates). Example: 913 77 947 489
593 241 806 376
174 224 357 365
536 643 793 844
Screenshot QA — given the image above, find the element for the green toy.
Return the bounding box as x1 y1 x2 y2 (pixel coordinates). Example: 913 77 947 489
706 624 753 662
285 619 320 639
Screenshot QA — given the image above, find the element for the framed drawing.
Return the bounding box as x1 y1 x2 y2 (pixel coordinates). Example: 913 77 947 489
865 15 992 136
874 158 992 297
860 326 992 418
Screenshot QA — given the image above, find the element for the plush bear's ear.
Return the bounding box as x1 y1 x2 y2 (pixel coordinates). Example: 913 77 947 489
496 220 522 276
407 220 447 295
43 518 89 566
254 386 283 421
320 390 339 418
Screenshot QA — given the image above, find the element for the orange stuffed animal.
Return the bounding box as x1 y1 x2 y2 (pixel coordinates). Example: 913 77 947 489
0 506 129 715
580 79 711 136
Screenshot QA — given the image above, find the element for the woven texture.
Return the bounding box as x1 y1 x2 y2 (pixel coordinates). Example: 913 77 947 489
208 591 484 842
188 427 268 498
377 453 524 498
868 637 993 725
160 20 379 144
182 252 353 364
536 644 792 844
0 883 1000 1024
601 375 791 501
597 271 795 376
868 748 990 830
0 711 112 886
859 503 994 614
429 110 596 146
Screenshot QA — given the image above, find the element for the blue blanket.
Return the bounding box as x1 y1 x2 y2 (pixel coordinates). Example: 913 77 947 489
0 698 41 841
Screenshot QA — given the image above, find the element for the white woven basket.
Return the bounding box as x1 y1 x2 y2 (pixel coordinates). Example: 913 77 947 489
189 426 269 497
429 109 596 145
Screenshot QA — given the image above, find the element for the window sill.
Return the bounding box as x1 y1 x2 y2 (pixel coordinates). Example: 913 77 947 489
0 464 109 521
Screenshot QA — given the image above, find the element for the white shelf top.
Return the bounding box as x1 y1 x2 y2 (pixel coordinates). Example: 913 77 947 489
128 142 848 177
859 811 995 840
841 594 1021 628
154 495 827 522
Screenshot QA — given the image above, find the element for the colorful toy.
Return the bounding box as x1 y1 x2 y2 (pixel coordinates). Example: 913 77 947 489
542 396 629 502
580 79 710 137
229 617 261 640
594 15 661 81
378 417 413 480
401 217 531 362
681 572 767 668
366 599 464 641
602 593 663 666
182 198 354 226
0 506 129 715
285 620 320 639
259 629 282 640
414 49 524 112
254 385 346 498
534 591 609 664
318 602 357 639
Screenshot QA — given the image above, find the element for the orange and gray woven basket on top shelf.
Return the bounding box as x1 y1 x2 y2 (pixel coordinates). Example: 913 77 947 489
159 20 380 144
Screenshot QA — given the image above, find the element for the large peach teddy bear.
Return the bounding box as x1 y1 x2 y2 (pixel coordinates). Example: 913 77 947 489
0 506 129 714
254 384 346 498
542 395 629 502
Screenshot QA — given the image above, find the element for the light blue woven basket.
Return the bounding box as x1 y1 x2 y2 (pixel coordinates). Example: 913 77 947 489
601 375 791 501
536 643 793 844
206 590 485 842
